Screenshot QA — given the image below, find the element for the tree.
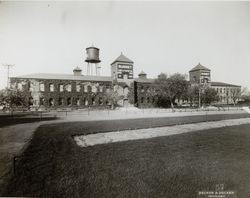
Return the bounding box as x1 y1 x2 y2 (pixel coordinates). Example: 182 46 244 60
127 82 135 104
184 84 199 107
201 87 219 106
104 84 123 109
231 87 247 106
155 73 189 110
241 88 250 102
0 88 29 112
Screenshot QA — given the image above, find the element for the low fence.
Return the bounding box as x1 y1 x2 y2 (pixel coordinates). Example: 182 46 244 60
0 106 245 119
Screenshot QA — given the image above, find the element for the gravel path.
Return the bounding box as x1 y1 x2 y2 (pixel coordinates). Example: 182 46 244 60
74 118 250 147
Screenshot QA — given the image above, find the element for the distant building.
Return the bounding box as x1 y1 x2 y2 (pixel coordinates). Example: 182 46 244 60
10 46 241 109
210 82 241 104
10 69 113 108
133 71 155 108
189 63 211 84
111 52 134 83
189 63 241 105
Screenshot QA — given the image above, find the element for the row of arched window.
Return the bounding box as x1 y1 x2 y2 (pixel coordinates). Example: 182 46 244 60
39 96 108 107
38 83 105 93
215 87 240 94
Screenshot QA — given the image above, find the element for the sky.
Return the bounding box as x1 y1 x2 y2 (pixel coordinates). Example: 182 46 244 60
0 1 250 89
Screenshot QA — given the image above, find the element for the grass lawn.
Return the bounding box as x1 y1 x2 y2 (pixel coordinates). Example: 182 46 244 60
2 114 250 197
0 114 58 128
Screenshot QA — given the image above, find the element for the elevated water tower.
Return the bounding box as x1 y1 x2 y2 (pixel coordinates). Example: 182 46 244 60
85 46 101 76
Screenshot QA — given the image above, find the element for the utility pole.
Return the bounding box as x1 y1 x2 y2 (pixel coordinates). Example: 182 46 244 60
1 64 14 88
198 86 201 108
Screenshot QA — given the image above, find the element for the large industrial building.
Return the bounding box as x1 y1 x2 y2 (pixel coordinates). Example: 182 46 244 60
10 46 241 109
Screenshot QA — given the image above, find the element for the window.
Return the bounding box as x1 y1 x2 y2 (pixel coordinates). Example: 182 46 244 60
40 98 45 106
92 97 95 105
84 85 88 92
84 98 88 106
76 84 81 92
28 82 33 92
29 97 33 106
58 98 63 106
147 87 150 93
59 84 64 92
17 83 23 90
92 85 97 93
124 87 128 95
147 97 150 103
99 86 103 92
123 74 128 80
141 97 144 103
39 83 45 92
76 98 80 106
141 86 144 93
49 84 54 92
49 98 54 106
66 84 72 92
67 97 72 106
99 97 103 105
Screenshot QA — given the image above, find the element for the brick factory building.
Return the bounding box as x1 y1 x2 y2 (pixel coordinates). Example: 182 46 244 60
10 47 241 109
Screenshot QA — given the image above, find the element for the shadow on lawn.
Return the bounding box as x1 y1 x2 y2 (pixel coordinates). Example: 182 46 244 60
0 114 58 128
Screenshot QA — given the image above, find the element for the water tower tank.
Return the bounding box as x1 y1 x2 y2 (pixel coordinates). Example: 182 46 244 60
85 47 101 63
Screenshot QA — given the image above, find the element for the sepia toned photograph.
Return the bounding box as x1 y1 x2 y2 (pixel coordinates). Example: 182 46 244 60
0 1 250 197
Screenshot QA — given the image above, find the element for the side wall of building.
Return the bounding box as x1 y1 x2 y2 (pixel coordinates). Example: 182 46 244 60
134 81 158 108
211 85 241 105
10 78 113 109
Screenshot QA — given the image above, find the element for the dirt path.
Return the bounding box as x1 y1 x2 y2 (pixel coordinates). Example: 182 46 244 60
74 118 250 147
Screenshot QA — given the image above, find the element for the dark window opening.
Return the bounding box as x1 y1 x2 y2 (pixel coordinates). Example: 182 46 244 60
67 97 72 106
99 97 103 105
147 97 150 103
40 98 45 106
49 98 54 106
58 98 63 106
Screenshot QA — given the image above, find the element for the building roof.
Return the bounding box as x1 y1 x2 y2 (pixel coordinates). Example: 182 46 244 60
111 53 134 65
189 63 210 72
73 66 82 71
12 73 112 82
134 78 154 83
210 81 240 87
138 71 147 76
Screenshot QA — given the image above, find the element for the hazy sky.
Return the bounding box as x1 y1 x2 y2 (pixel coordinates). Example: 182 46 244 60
0 1 250 89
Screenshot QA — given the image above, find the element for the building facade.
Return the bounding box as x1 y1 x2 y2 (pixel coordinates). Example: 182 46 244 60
10 47 241 109
189 63 241 105
10 70 113 109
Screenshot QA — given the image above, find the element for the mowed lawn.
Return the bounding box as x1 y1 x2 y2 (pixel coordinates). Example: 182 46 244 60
2 114 250 198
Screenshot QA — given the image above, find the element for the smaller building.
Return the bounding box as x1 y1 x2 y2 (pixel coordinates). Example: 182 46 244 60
189 62 211 84
189 63 241 105
210 82 241 105
111 53 134 82
133 71 156 108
